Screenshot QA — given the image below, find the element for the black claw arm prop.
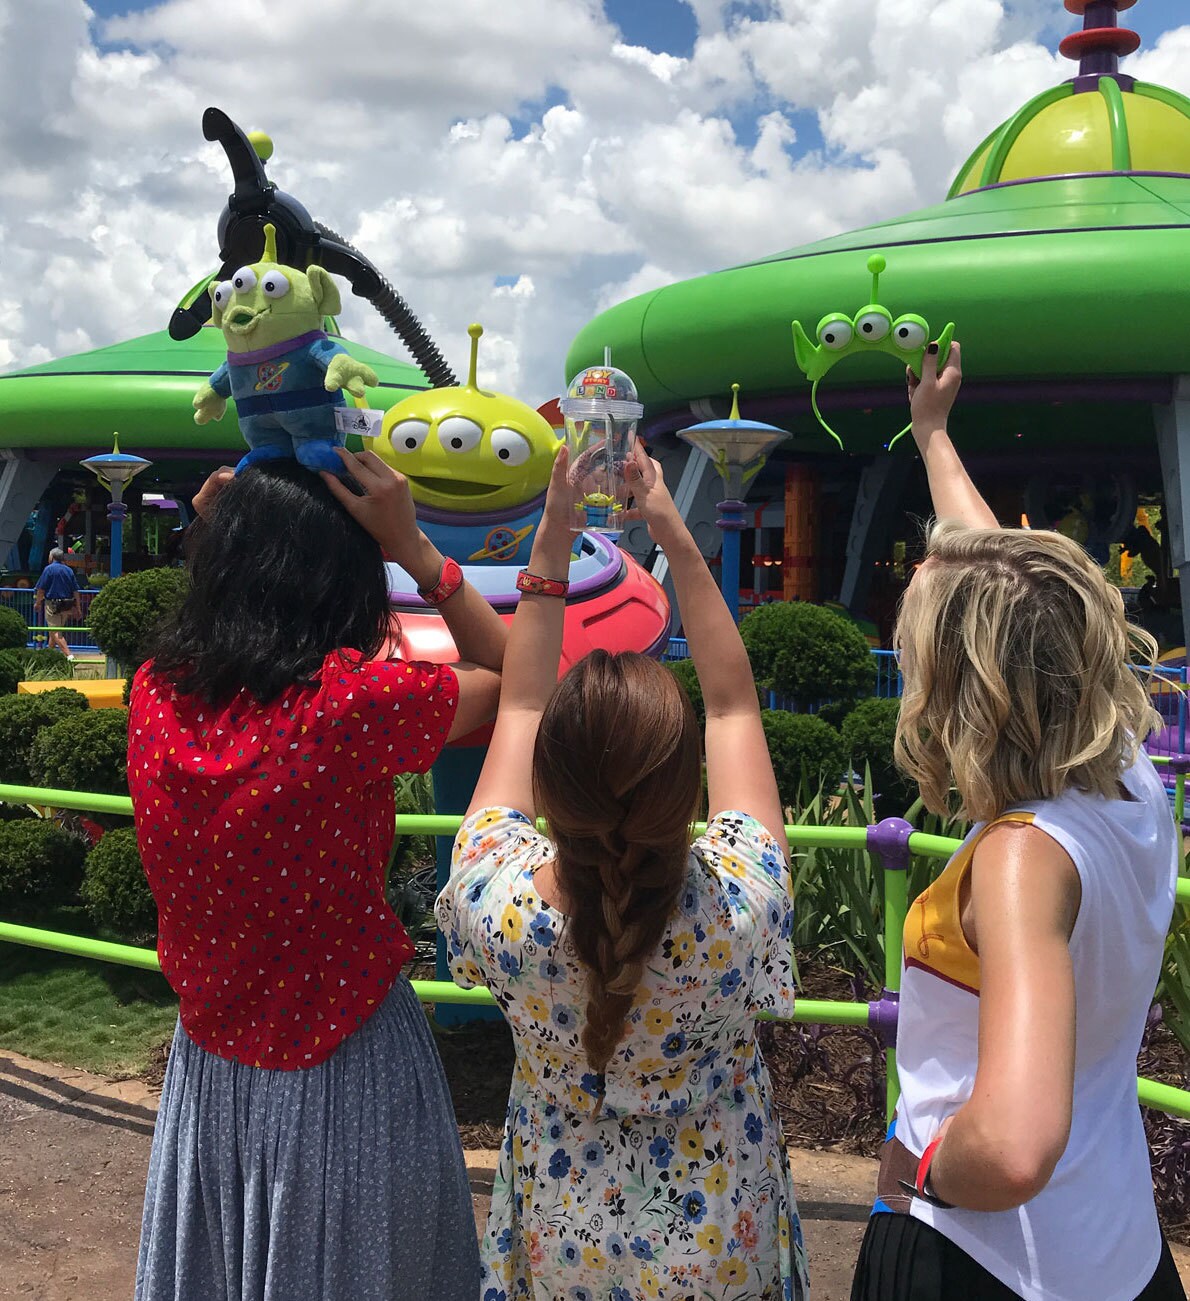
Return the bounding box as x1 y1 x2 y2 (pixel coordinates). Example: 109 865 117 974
169 107 457 389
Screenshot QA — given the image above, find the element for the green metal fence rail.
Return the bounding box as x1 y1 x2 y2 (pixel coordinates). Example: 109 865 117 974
0 782 1186 1124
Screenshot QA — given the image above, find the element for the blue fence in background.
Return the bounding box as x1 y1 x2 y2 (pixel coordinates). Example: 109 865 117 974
663 640 1188 770
0 587 101 654
872 648 901 698
1145 664 1189 759
664 639 904 703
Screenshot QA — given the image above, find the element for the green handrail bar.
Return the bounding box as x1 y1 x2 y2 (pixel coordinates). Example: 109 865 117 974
0 921 873 1027
0 781 1187 1123
0 784 134 816
7 782 1183 903
0 915 1183 1118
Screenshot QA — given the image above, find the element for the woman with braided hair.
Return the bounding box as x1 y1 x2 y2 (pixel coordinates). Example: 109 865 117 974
437 445 809 1300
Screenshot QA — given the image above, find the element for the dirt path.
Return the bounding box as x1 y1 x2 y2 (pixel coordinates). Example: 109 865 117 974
1 1050 1185 1300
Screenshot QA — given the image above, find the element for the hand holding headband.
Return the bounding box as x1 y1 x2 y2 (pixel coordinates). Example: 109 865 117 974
792 254 955 450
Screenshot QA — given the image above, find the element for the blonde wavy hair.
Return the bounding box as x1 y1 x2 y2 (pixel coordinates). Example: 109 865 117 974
894 520 1162 823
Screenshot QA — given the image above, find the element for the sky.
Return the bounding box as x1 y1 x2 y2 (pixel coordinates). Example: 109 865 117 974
3 0 1189 404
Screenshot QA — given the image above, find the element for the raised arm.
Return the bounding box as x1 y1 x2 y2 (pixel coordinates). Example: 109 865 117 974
909 342 999 531
465 448 574 818
322 449 507 739
628 445 787 853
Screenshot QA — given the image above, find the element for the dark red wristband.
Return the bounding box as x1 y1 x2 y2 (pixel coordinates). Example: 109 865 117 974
418 556 463 605
516 569 569 598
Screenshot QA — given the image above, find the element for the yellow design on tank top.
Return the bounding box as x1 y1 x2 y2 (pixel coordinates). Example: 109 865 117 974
903 811 1036 995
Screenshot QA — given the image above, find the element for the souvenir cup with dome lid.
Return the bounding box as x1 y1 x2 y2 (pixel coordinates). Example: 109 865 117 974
559 350 643 535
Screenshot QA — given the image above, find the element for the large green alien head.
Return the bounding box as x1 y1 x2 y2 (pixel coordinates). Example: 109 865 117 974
792 254 955 449
208 223 341 353
378 324 562 514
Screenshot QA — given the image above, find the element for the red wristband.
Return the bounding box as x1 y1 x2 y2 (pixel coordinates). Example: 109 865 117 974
418 556 463 605
913 1135 954 1208
516 569 569 598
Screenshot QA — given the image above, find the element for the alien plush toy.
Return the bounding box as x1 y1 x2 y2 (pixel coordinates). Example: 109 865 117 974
193 222 378 473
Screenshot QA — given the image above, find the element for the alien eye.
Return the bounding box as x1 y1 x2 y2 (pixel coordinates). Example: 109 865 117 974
817 318 853 351
891 317 928 351
231 266 258 293
855 311 890 342
438 416 483 454
260 271 290 300
389 420 429 454
490 427 532 467
212 280 235 311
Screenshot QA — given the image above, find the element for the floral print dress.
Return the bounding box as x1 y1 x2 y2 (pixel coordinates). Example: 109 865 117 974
437 808 810 1301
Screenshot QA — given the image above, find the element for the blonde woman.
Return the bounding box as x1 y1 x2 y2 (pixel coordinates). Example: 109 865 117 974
851 344 1186 1301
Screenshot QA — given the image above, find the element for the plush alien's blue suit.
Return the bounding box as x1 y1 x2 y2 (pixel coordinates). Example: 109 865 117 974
209 329 349 473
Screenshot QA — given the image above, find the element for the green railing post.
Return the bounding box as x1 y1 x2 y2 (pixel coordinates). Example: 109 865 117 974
866 818 914 1123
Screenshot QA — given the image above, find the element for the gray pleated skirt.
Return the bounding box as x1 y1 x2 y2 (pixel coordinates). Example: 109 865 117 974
136 975 480 1301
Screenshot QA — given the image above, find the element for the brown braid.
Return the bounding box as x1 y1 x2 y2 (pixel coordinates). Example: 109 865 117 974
533 651 702 1110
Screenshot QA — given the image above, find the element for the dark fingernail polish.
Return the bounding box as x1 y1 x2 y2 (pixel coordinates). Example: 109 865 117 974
927 343 939 355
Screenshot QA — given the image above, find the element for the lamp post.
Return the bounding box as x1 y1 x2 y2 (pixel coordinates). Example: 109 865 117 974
80 433 152 579
677 384 789 622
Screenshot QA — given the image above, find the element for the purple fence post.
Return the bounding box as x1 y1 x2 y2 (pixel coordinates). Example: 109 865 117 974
866 816 913 1121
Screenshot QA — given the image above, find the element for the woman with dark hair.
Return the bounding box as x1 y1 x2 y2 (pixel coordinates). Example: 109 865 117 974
437 446 809 1300
130 451 506 1301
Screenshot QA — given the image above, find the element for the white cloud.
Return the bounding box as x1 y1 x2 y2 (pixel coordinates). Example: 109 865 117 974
0 0 1186 410
1129 25 1190 96
612 41 686 84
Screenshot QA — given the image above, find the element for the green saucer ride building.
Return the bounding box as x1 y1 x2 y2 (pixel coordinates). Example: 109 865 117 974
567 0 1190 642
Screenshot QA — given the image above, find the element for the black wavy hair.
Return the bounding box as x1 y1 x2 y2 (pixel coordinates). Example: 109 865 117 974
150 462 392 705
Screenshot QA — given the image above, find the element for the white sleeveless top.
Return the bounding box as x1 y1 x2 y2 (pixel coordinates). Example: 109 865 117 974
893 752 1178 1301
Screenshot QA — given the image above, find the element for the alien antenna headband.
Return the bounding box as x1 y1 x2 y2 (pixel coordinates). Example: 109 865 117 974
791 254 955 450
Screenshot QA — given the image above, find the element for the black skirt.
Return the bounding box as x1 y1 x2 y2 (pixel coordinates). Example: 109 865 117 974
850 1212 1187 1301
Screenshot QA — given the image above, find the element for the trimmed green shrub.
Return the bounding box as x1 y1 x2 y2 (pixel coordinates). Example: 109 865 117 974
88 568 188 672
760 709 846 808
0 650 24 695
666 658 704 727
741 601 875 710
0 688 91 787
0 648 74 696
29 707 130 797
0 606 28 650
0 818 86 907
813 699 854 731
81 827 157 941
840 697 919 817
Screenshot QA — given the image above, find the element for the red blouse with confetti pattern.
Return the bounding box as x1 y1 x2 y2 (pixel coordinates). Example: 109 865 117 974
127 651 458 1070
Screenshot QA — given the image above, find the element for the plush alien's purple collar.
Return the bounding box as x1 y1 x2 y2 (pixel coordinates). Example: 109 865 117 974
226 329 327 367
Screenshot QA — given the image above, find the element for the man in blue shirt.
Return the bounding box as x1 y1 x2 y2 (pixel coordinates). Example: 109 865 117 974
34 548 81 660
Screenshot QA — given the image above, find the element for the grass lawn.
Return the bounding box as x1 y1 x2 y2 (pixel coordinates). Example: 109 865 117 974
0 911 176 1076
